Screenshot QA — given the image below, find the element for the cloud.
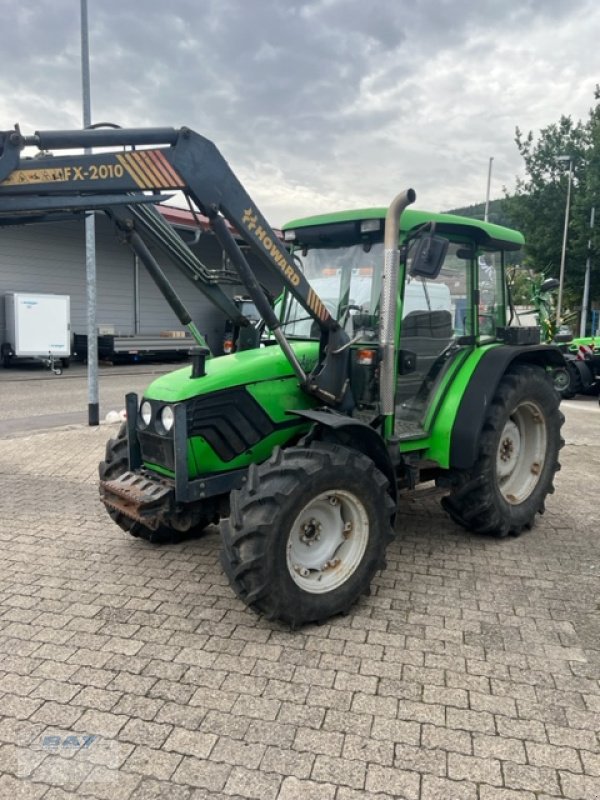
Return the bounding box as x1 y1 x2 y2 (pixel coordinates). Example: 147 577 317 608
0 0 597 224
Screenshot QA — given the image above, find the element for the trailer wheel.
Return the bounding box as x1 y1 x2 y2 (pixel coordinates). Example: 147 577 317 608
98 424 218 543
221 442 394 626
442 364 564 537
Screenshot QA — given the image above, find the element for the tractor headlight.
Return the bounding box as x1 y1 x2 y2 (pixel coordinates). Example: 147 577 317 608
160 405 175 433
140 400 152 427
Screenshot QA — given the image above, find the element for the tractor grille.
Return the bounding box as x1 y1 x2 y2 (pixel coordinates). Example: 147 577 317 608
185 387 275 462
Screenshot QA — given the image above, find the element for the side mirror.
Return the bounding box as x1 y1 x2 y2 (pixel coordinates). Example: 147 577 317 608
540 277 559 293
409 234 449 280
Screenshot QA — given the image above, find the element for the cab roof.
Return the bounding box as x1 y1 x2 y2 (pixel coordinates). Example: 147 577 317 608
283 207 524 251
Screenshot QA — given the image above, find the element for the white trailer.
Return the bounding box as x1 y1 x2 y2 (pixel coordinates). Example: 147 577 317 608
3 292 70 373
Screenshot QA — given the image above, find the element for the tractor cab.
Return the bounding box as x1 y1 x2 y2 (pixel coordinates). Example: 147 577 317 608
281 209 523 439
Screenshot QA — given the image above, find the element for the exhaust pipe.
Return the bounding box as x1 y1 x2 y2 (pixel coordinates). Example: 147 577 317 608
379 188 416 421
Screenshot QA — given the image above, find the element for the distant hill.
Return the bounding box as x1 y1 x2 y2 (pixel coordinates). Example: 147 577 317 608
445 198 510 227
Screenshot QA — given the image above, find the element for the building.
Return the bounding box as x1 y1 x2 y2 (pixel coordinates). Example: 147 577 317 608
0 205 281 359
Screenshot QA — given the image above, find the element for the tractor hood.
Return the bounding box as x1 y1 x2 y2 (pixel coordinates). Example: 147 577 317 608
139 341 321 478
143 340 320 403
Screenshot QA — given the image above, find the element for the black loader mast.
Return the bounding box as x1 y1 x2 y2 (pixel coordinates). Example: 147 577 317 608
0 125 350 404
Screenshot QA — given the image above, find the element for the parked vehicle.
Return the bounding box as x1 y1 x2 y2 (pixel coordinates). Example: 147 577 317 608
0 124 565 625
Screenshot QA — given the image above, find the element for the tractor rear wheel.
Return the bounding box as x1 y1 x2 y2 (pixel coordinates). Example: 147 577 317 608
99 423 218 543
442 364 564 537
221 442 395 626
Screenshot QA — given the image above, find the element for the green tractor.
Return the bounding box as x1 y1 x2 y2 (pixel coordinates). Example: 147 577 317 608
0 125 565 626
523 274 599 398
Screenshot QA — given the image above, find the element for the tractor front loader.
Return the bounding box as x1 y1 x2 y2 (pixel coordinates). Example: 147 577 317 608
0 124 565 626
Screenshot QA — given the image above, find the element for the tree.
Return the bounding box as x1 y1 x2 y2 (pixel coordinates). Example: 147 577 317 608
504 92 600 322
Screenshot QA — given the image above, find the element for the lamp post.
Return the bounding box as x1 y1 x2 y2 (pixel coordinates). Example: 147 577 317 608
555 155 573 329
484 157 494 222
81 0 99 426
580 206 595 337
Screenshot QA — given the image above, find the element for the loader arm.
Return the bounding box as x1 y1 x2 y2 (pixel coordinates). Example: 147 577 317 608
0 124 349 403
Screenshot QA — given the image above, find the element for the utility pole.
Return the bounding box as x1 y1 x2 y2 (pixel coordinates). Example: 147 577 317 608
484 157 494 222
555 156 573 329
580 206 595 337
81 0 99 425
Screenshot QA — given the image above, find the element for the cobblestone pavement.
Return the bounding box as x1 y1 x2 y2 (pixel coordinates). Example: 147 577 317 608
0 411 599 800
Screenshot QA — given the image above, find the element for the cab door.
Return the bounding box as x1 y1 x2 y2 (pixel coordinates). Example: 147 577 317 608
394 242 474 436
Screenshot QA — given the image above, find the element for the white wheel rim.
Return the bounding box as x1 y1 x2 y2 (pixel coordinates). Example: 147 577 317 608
496 400 547 504
286 489 369 594
554 369 570 392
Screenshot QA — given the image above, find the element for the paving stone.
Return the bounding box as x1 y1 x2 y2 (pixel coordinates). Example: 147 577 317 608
209 736 265 769
155 702 207 730
365 764 420 799
124 744 182 781
199 710 250 740
448 752 502 785
293 727 344 757
560 771 600 799
479 787 536 800
278 775 336 800
0 773 49 800
422 775 478 800
171 755 231 792
129 778 192 800
77 764 142 799
321 709 373 737
260 745 314 779
473 733 526 763
118 717 173 749
525 741 582 772
223 765 281 799
343 734 394 766
312 754 366 790
580 750 600 775
112 693 163 722
422 723 472 755
2 423 600 800
163 728 217 759
503 761 561 795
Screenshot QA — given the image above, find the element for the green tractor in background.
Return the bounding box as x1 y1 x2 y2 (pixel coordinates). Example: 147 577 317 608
524 274 600 398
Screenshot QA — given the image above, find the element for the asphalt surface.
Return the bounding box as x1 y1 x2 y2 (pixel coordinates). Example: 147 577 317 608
0 361 180 435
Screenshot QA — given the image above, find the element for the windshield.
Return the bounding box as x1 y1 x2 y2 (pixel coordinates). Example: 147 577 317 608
280 242 384 338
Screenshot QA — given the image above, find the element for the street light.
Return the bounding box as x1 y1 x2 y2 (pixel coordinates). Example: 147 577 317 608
580 206 595 337
484 157 494 223
555 155 573 329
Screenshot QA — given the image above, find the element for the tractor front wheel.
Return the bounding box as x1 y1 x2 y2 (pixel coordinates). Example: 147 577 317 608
442 364 564 537
221 442 395 626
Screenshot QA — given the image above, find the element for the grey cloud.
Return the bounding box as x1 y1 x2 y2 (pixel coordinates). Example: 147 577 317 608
0 0 598 223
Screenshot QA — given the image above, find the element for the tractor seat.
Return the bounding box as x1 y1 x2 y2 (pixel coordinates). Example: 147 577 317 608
402 309 453 340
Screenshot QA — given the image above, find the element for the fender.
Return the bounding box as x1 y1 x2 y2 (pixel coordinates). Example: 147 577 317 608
449 344 564 470
289 409 397 503
566 354 595 388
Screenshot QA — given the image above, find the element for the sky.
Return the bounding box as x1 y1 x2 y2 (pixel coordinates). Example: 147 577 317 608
0 0 598 227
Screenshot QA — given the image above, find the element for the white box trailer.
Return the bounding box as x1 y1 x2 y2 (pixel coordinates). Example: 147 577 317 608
3 293 70 371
